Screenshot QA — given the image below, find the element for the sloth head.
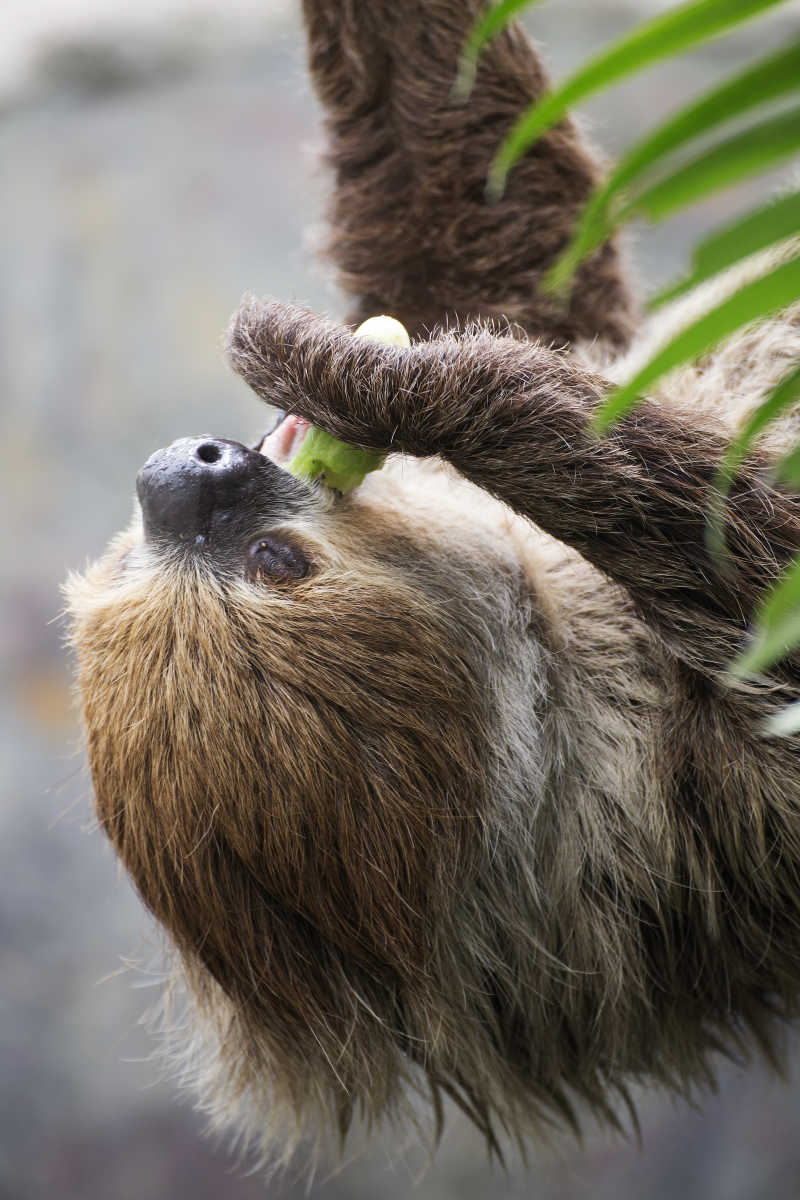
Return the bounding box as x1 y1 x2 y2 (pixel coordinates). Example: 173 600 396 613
66 419 548 1155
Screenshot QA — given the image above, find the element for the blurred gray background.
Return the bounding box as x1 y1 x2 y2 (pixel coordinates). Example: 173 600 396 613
4 1 800 1197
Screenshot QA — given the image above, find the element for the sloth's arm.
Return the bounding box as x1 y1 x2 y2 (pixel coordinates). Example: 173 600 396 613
229 301 800 683
301 0 636 349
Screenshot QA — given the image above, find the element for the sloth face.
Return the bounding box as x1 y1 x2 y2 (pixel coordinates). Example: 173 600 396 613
66 422 541 1055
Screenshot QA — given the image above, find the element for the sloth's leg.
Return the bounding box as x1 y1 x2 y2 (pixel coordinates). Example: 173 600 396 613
301 0 636 350
229 300 800 693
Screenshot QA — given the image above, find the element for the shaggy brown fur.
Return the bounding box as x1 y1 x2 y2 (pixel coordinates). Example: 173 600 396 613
67 0 800 1168
305 0 637 347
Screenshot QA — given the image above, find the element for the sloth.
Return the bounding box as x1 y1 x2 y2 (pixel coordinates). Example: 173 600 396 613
66 0 800 1167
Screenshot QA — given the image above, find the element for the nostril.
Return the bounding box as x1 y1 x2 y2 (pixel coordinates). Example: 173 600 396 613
137 436 296 545
196 442 222 464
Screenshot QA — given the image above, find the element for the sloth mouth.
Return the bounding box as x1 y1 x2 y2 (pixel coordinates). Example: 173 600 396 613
253 413 309 469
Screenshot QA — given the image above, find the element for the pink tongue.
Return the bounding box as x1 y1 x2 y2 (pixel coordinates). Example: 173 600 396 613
261 414 310 465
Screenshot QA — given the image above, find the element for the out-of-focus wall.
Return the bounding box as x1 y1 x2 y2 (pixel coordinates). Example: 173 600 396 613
3 3 800 1198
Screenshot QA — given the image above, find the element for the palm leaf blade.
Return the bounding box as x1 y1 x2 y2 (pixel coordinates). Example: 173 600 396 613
716 362 800 493
594 254 800 431
547 43 800 294
456 0 547 98
707 363 800 556
488 0 790 198
733 553 800 676
653 190 800 307
631 105 800 224
776 439 800 488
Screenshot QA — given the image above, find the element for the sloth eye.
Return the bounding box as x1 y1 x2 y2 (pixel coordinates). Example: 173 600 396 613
246 535 310 583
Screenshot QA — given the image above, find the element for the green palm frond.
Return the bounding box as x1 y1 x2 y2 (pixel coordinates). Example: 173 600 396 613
708 363 800 557
653 190 800 307
733 550 800 678
455 0 547 98
467 0 800 695
629 105 800 224
480 0 792 200
593 253 800 432
546 43 800 295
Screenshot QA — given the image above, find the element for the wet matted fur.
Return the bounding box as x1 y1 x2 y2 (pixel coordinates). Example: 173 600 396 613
66 0 800 1168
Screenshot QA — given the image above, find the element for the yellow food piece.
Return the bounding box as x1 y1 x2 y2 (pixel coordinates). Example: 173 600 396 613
353 315 411 349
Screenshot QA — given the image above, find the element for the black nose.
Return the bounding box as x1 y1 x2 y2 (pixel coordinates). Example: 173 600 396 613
136 437 280 545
